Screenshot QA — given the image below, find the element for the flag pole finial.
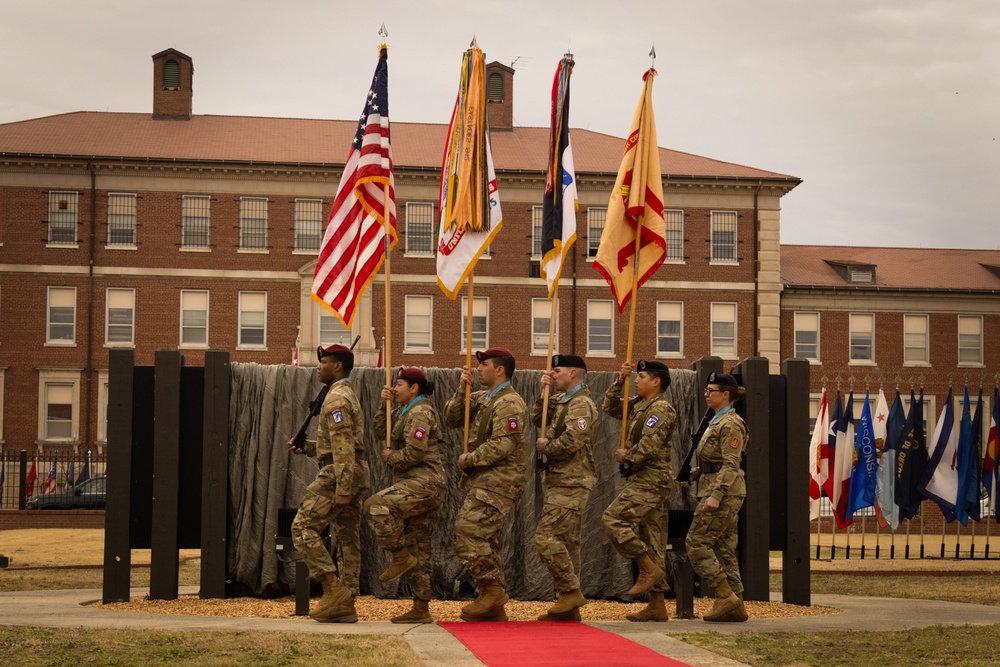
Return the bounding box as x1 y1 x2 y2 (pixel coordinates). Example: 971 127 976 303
470 35 479 49
379 23 388 40
649 45 656 66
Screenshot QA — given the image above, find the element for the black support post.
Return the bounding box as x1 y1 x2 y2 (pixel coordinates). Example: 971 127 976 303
149 349 182 600
103 349 135 603
199 350 231 599
781 358 811 605
734 356 770 602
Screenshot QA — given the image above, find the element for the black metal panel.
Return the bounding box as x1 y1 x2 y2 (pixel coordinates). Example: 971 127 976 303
733 357 770 602
178 366 204 549
200 349 230 599
149 349 182 600
103 349 134 603
128 366 155 549
769 375 788 550
781 358 811 606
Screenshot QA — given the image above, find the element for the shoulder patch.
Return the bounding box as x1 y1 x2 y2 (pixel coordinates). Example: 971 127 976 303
413 426 426 441
645 414 660 428
729 436 741 449
330 407 344 423
507 416 520 432
577 417 588 431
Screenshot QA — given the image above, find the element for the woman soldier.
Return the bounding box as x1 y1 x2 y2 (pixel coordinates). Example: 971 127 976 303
364 367 445 623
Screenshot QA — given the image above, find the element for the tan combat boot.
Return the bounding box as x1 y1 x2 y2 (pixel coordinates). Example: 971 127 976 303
547 589 587 616
702 580 741 622
460 580 509 621
310 573 351 620
627 553 665 596
391 598 434 624
314 594 358 623
626 590 669 622
537 607 582 621
378 548 417 582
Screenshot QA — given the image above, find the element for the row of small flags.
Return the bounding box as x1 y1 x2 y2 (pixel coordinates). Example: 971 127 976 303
809 385 1000 528
0 455 92 502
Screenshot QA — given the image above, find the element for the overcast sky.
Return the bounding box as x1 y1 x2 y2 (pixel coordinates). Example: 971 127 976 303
2 0 997 249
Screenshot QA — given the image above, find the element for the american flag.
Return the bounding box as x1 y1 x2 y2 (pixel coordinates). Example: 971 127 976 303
42 459 58 494
312 46 396 328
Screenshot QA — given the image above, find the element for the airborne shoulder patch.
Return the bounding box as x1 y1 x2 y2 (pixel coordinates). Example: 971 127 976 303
577 417 588 431
729 436 741 449
507 416 519 432
413 426 426 441
645 414 660 428
331 407 344 423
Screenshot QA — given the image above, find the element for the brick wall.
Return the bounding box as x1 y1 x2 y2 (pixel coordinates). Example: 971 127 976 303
0 509 104 531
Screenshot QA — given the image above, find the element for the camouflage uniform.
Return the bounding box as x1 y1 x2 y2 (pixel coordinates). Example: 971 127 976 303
365 397 445 601
445 382 528 587
600 377 676 594
291 379 369 596
530 385 597 594
685 407 749 595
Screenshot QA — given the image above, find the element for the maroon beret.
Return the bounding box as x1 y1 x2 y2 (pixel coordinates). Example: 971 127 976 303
317 344 353 361
397 366 427 382
476 347 514 363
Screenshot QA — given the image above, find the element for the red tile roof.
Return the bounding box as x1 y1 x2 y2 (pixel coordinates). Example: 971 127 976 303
782 245 1000 292
0 112 798 181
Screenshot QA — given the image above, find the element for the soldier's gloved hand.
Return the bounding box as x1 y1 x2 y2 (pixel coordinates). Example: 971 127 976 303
701 496 720 512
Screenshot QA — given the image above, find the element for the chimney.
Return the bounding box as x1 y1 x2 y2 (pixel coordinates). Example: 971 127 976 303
152 48 194 120
485 61 515 131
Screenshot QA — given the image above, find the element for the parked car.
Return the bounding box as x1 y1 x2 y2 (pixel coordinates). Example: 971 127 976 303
25 475 106 510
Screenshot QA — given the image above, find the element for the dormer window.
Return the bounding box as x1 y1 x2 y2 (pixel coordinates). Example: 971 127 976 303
163 60 180 90
848 266 874 283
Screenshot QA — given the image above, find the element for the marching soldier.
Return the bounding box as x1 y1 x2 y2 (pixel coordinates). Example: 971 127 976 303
444 347 529 622
686 372 749 623
601 359 676 622
289 344 369 623
530 354 598 621
365 367 445 623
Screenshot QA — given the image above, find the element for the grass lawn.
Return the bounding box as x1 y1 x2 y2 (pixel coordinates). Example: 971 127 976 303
771 572 1000 607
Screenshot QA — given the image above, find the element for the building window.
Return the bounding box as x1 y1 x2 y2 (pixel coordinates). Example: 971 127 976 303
794 311 820 361
37 370 81 444
107 193 137 246
903 314 929 365
294 199 323 252
47 287 76 344
531 206 544 260
319 310 351 346
710 302 737 358
238 291 267 348
587 207 606 258
531 298 559 354
96 370 109 445
181 195 211 249
958 315 983 365
48 191 78 245
849 313 875 363
710 211 737 263
105 288 135 346
180 290 209 347
163 59 180 89
239 197 269 250
461 296 489 353
656 301 683 357
404 295 432 352
664 209 684 261
586 300 614 355
405 202 435 255
487 72 504 101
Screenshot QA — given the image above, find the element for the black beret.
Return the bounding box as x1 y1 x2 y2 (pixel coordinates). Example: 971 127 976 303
707 372 739 389
552 354 586 371
637 359 669 373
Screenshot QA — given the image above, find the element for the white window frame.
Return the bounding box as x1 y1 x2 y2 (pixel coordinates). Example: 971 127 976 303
710 302 738 359
37 368 82 444
96 369 109 446
664 209 684 262
404 295 433 353
849 312 876 365
106 192 137 248
793 311 820 363
181 195 211 250
461 296 489 354
958 315 983 366
179 289 209 348
318 307 352 347
105 288 135 347
238 291 267 349
586 207 606 259
531 205 544 260
656 301 684 358
47 286 77 346
239 196 269 252
404 202 436 256
47 190 79 246
293 198 324 253
531 298 559 355
586 299 615 356
901 392 936 440
710 210 738 264
903 313 929 366
954 391 991 444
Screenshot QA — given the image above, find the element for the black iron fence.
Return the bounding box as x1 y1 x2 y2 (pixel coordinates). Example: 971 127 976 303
0 449 107 510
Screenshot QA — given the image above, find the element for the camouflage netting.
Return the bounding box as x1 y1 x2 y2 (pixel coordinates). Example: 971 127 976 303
227 363 704 601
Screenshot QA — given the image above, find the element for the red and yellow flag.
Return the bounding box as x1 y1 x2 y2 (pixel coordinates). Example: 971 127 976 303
593 69 666 312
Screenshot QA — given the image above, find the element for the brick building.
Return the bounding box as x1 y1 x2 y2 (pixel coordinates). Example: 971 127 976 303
0 48 800 456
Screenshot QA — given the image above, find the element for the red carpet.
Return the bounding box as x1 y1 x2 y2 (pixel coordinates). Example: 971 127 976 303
437 621 691 667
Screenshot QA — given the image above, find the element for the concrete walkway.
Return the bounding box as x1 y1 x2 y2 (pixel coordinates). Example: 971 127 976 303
3 588 1000 667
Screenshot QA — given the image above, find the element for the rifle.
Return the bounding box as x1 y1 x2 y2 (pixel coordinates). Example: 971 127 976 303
290 385 330 453
675 407 715 483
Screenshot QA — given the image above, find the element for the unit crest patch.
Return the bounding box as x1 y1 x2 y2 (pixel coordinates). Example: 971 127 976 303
645 415 660 428
413 426 426 441
729 436 741 449
577 418 588 430
331 407 344 423
507 416 520 432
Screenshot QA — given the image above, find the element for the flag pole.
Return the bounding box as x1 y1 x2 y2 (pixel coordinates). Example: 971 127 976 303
462 274 475 454
383 181 393 449
539 286 559 465
619 223 643 452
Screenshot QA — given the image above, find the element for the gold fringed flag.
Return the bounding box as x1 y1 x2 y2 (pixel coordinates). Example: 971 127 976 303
436 45 503 299
593 68 666 312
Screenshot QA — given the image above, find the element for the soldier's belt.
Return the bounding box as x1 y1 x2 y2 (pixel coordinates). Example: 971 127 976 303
698 460 723 474
318 455 333 467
